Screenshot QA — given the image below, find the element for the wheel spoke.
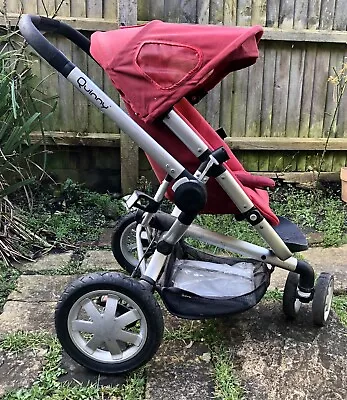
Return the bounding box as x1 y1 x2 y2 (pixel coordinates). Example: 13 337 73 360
116 309 140 328
85 334 104 354
82 299 102 321
105 338 123 356
103 295 119 319
71 320 97 333
117 330 142 346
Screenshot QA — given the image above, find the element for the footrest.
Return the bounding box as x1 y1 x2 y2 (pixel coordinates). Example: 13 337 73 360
273 216 308 252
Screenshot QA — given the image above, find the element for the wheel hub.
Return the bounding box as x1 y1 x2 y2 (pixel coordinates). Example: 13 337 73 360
68 290 147 363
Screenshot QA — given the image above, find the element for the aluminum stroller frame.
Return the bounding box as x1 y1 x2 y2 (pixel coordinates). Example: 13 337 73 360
19 15 334 375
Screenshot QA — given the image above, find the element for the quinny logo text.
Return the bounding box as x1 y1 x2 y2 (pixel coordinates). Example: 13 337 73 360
77 77 110 110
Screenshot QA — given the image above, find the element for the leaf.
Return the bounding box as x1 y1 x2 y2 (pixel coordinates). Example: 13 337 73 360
0 178 34 198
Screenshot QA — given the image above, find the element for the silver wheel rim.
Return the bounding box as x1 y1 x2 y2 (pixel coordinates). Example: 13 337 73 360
120 221 139 268
324 279 334 321
68 290 147 363
294 298 301 313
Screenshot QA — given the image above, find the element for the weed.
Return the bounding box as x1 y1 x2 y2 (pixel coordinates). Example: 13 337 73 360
333 296 347 327
214 347 244 400
0 331 51 353
0 331 145 399
271 184 346 247
262 288 283 302
19 179 125 245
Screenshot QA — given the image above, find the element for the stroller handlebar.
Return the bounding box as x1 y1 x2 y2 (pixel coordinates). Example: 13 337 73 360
19 14 91 77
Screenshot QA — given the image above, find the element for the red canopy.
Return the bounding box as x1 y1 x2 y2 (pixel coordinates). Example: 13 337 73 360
91 20 263 123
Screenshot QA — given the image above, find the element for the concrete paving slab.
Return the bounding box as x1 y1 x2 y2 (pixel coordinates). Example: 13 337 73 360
269 245 347 292
17 251 73 274
0 349 45 396
97 227 114 247
82 250 123 272
59 351 126 386
145 340 214 400
220 302 347 400
8 275 75 302
0 301 56 335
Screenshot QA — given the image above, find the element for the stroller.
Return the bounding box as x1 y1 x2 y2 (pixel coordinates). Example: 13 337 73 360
20 15 334 374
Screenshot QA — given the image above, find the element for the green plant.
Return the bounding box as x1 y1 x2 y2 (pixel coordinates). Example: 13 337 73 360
333 296 347 327
23 179 125 245
214 347 244 400
0 28 56 265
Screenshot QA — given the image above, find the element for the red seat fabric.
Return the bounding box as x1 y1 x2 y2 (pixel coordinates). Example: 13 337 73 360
127 98 279 226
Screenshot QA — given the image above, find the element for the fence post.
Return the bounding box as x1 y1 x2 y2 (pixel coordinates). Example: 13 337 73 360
118 0 139 194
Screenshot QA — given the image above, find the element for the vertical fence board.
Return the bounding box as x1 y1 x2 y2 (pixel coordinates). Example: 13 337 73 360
206 0 223 128
299 44 317 139
195 0 210 117
179 0 198 23
86 0 104 134
285 43 305 170
294 0 308 29
54 0 70 17
319 0 336 30
307 0 322 29
37 0 57 15
104 0 118 19
119 0 139 193
309 47 330 138
334 52 347 171
279 0 295 29
71 0 86 17
164 0 181 22
266 0 280 27
333 0 347 30
271 44 291 137
70 1 88 134
220 0 237 135
148 0 165 20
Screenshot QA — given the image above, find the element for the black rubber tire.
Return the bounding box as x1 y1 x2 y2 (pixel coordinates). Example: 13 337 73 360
312 272 334 327
55 271 164 374
283 271 301 319
111 213 139 275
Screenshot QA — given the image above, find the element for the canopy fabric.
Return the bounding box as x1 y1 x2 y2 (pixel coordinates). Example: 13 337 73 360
91 20 263 123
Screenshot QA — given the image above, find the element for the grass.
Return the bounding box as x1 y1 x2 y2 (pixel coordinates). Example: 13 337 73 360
332 296 347 327
0 331 146 400
214 348 244 400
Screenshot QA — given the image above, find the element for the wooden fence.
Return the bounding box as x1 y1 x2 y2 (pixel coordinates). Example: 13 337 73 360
2 0 347 192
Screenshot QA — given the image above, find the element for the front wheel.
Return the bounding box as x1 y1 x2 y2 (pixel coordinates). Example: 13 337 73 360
283 272 301 319
312 272 334 327
55 272 164 374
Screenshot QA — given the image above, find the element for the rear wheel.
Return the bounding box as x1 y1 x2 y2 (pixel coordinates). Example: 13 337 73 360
111 213 157 276
283 272 301 319
55 272 163 374
312 272 334 327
